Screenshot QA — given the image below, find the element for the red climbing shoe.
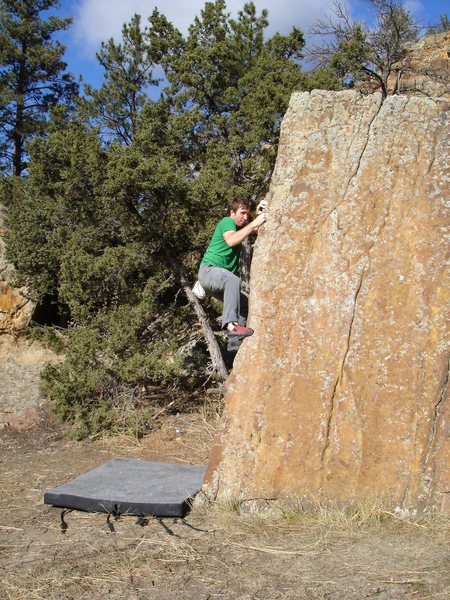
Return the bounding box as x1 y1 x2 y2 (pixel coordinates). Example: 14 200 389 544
226 322 254 337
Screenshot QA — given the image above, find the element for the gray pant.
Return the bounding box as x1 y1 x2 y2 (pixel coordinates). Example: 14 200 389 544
198 265 248 328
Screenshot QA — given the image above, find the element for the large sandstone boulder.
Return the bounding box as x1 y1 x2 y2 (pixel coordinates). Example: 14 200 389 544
205 91 449 514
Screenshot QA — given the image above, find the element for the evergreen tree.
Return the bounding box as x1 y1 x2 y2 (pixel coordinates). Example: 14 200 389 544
6 107 191 438
85 14 158 145
148 0 305 235
0 0 77 175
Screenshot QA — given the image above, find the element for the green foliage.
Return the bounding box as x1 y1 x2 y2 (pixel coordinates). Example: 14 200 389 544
3 178 61 297
144 0 305 240
329 24 372 82
24 323 66 354
5 106 195 436
41 325 116 439
301 67 343 92
0 0 78 174
6 111 109 297
41 303 187 440
84 14 158 145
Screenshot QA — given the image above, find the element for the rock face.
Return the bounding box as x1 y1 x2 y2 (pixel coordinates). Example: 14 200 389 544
205 91 449 514
0 205 35 332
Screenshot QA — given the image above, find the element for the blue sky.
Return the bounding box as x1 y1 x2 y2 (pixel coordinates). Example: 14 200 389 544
53 0 449 89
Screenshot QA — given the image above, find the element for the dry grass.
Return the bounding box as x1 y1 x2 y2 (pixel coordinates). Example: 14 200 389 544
0 407 449 600
1 505 449 600
277 502 450 532
192 488 450 535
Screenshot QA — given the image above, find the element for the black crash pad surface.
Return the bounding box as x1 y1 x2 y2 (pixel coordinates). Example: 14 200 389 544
44 458 207 517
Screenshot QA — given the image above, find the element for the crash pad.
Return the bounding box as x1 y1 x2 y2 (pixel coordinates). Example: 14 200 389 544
44 458 206 517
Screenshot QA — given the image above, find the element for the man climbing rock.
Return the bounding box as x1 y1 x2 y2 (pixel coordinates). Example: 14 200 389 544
198 198 267 338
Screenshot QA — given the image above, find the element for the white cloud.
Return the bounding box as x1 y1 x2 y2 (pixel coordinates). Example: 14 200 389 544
71 0 336 55
403 0 424 17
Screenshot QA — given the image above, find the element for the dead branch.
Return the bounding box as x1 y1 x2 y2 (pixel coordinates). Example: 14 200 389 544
166 255 228 382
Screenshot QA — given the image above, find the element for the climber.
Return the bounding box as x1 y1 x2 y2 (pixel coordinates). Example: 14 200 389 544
197 197 268 338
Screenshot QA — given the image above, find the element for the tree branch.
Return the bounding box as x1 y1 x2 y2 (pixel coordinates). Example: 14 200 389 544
165 254 229 382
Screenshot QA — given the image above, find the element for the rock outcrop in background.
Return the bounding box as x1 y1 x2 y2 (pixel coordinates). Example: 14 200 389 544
357 31 449 98
205 90 449 514
391 31 450 98
0 206 59 429
0 205 35 333
0 333 59 429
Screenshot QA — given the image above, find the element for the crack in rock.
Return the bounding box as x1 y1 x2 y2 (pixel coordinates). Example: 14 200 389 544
320 267 366 477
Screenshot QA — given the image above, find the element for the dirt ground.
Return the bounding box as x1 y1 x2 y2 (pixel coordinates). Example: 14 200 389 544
0 405 449 600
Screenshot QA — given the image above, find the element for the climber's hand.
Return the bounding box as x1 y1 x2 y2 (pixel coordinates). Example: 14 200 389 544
256 199 269 215
252 213 267 229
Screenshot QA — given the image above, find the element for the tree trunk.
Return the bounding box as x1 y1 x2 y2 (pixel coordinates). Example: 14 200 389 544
14 55 26 176
12 131 23 177
166 255 228 382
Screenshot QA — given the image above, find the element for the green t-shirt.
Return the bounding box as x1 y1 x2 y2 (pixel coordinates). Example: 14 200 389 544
201 216 240 273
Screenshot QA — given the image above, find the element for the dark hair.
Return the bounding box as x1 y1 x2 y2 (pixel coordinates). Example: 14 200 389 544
229 198 251 214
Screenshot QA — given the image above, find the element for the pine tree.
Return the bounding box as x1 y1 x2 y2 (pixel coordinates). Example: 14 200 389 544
5 107 190 438
85 14 158 145
0 0 77 175
148 0 304 225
